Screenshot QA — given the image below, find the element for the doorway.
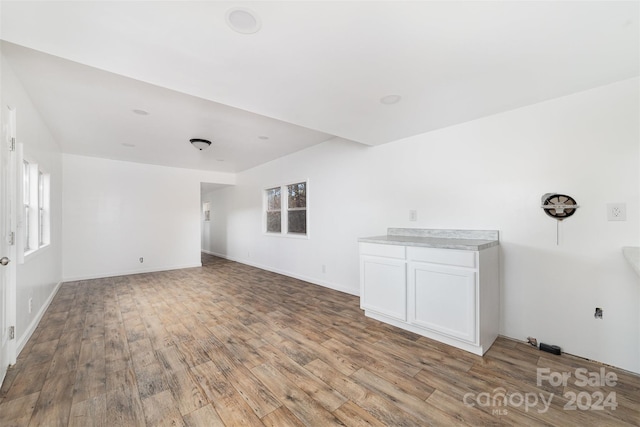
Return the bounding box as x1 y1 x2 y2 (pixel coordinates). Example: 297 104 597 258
200 182 228 264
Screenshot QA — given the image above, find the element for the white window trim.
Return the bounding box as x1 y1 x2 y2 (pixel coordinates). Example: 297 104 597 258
37 169 51 250
23 159 31 253
263 179 309 239
17 144 51 263
264 186 282 234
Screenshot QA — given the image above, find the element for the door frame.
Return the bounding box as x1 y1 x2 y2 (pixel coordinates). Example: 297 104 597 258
1 105 18 385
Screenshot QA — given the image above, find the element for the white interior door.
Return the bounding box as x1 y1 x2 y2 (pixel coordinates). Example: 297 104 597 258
0 106 17 385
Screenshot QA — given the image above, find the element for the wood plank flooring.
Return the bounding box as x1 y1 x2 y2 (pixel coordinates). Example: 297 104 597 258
1 254 638 426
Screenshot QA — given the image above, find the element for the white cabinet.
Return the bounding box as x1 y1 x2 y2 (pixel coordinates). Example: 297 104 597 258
360 242 499 356
409 262 477 343
359 243 406 321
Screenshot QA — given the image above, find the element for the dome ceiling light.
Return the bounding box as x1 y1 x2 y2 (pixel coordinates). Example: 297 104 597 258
190 138 211 150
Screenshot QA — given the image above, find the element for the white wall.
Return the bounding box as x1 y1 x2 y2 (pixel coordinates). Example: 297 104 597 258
62 155 234 280
1 54 63 351
204 78 640 373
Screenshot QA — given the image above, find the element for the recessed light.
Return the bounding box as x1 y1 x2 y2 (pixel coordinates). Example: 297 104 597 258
380 95 402 105
226 7 261 34
258 135 269 140
122 143 136 148
132 109 149 115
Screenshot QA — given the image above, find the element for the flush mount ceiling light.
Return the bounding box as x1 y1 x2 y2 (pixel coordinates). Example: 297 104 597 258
380 94 402 105
226 7 262 34
190 138 211 150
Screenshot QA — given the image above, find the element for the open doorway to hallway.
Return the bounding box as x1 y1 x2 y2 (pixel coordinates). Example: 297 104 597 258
200 182 229 263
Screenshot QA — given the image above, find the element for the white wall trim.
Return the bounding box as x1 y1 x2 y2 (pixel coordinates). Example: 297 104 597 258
203 251 358 297
17 280 62 356
62 263 202 282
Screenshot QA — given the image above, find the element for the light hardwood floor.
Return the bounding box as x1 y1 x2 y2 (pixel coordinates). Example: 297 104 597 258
1 254 638 426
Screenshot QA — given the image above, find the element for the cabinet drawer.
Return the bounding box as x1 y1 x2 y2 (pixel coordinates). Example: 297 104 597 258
360 243 406 259
407 246 476 268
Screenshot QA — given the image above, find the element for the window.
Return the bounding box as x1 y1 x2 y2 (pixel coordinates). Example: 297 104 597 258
39 170 44 246
22 159 50 255
23 160 30 252
264 181 307 236
265 186 281 233
38 170 50 247
287 182 306 234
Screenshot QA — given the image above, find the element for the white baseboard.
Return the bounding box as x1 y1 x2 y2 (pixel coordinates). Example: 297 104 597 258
17 280 63 356
203 251 359 296
62 263 202 282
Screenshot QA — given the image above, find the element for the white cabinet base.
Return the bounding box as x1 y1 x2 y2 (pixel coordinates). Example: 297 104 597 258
365 311 495 356
360 242 499 356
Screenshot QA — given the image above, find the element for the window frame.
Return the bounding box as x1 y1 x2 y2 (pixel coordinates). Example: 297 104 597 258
264 186 282 234
19 150 51 261
263 179 309 238
38 170 44 246
23 160 31 252
285 181 307 235
38 169 51 249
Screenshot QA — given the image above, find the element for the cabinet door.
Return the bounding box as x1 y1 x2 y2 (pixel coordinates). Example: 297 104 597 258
360 256 406 321
408 262 476 343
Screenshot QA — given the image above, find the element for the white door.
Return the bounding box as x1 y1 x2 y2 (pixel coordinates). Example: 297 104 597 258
0 106 17 385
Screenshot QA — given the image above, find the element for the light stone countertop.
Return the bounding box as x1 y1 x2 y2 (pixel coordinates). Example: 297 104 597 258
359 228 499 251
622 247 640 277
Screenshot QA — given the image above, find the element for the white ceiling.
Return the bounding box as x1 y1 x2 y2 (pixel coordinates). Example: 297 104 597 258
1 1 638 173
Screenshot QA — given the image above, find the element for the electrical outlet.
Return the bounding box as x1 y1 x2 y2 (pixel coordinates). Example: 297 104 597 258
322 264 326 274
28 298 32 314
409 210 417 221
607 203 626 221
